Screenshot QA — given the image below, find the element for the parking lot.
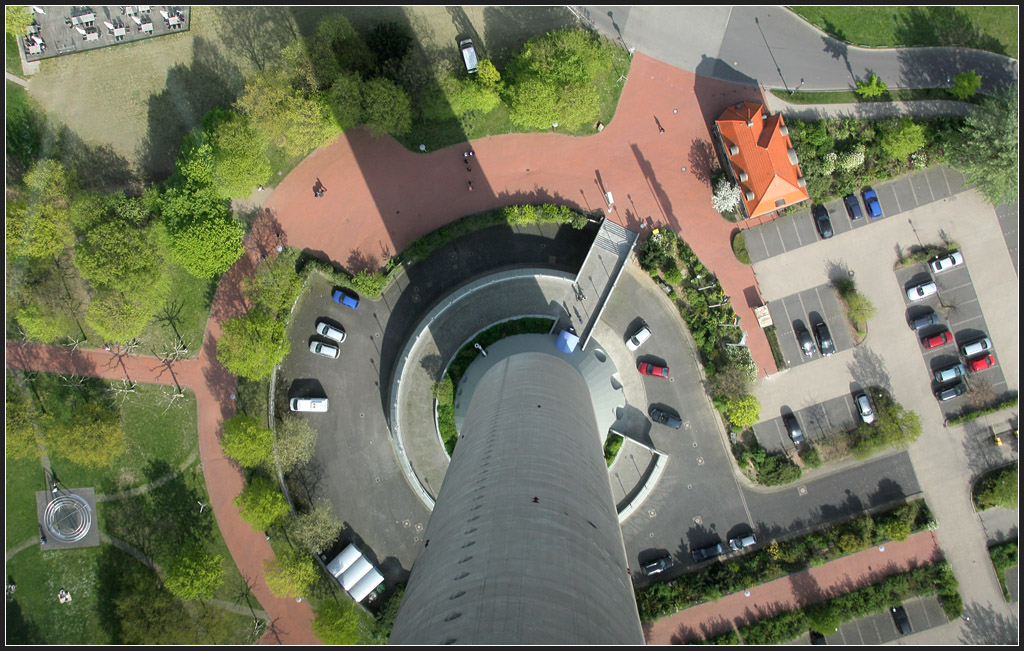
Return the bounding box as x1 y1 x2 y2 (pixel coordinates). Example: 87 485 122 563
894 258 1009 419
765 283 852 369
754 393 861 454
746 166 967 264
806 595 949 645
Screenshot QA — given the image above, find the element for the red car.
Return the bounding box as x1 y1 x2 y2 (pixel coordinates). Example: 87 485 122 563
921 330 952 349
638 362 670 379
967 354 996 372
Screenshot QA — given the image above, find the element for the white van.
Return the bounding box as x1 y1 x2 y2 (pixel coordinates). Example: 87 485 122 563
290 397 329 413
459 38 479 74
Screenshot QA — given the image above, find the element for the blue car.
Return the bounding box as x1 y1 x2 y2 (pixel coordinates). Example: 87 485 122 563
332 288 360 309
863 189 882 219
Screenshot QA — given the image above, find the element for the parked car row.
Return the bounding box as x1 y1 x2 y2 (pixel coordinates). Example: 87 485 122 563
814 187 883 239
291 288 362 412
903 252 997 402
794 317 834 358
628 321 685 430
783 389 874 447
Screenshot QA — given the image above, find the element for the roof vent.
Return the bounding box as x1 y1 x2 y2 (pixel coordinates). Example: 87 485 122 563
744 190 755 201
734 103 743 109
775 198 787 207
788 148 799 164
746 120 754 127
729 144 739 155
779 125 789 136
738 171 748 182
762 113 768 120
797 176 807 187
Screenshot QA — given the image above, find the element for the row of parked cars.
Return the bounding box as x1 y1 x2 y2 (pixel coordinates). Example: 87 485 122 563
289 288 362 413
627 322 688 430
642 533 758 576
813 188 883 239
905 251 997 402
794 317 834 358
782 390 874 447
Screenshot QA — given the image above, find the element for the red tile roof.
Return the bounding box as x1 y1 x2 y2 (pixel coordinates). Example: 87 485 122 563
716 102 809 218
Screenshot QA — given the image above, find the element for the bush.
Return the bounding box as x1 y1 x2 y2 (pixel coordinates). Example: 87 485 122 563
731 231 751 264
973 464 1018 510
764 326 787 370
711 178 742 214
947 395 1018 425
721 394 761 430
637 230 676 271
988 540 1018 601
603 433 623 466
800 445 822 469
663 262 684 286
313 599 365 644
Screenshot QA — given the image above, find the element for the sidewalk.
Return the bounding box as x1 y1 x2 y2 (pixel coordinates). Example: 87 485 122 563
645 530 942 644
764 92 974 121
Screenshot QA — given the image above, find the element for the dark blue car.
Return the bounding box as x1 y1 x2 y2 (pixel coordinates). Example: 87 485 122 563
332 288 360 309
863 189 882 219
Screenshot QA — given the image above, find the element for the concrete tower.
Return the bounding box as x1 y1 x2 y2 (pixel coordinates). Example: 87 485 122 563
389 352 644 644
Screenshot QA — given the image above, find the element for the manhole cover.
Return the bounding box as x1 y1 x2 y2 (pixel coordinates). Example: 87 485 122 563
697 457 704 465
798 486 808 496
648 509 657 518
684 422 691 429
693 516 702 525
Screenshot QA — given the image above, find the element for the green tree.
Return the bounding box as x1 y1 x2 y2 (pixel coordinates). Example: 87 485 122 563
476 59 502 89
75 218 166 289
161 186 244 278
85 286 165 343
46 402 126 468
313 598 365 644
6 160 76 260
264 546 319 598
234 476 290 530
241 249 303 317
275 414 319 472
369 585 405 643
5 6 34 38
174 138 215 189
235 68 295 146
423 70 502 120
974 465 1018 510
948 88 1019 204
288 500 344 553
361 77 412 137
164 543 225 602
328 71 363 130
206 110 272 199
723 394 761 429
855 73 888 98
310 14 374 80
949 70 982 101
217 309 290 380
220 414 274 468
881 118 926 161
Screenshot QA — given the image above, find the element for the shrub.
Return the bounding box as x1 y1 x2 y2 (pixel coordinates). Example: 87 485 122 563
949 70 982 101
722 394 760 430
711 178 742 214
855 73 888 98
988 540 1018 601
637 230 676 271
663 262 684 286
233 476 290 530
603 433 623 466
314 599 366 644
800 445 822 469
731 231 751 264
973 465 1019 510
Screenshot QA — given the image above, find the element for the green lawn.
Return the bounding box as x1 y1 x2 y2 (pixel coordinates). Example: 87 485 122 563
788 6 1018 59
47 384 197 494
5 454 45 551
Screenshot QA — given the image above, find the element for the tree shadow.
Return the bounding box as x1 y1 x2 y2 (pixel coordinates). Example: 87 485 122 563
893 7 1006 54
846 344 892 395
687 137 718 187
820 33 854 84
4 598 44 644
212 6 298 71
136 37 246 183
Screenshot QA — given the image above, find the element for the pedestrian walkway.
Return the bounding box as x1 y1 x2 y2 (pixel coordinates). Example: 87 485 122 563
764 92 974 121
645 530 942 644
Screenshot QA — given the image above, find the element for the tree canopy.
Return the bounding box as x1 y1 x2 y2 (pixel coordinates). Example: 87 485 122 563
264 546 319 598
6 160 76 260
216 309 290 380
233 476 290 530
204 110 271 199
220 414 274 468
361 77 412 138
164 543 225 602
949 87 1019 205
161 186 245 278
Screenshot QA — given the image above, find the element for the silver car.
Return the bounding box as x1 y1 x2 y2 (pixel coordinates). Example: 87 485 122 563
933 363 966 384
309 341 340 359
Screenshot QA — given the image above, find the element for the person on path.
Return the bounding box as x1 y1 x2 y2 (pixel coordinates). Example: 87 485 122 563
468 181 473 191
659 126 665 134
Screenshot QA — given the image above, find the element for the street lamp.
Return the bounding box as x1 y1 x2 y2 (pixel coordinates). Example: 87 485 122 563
697 284 718 291
708 296 731 308
792 78 805 95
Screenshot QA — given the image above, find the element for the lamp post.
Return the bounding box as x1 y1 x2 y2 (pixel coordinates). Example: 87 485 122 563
708 296 731 308
792 78 805 95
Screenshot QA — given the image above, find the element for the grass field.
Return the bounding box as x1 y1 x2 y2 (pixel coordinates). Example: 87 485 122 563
789 6 1018 59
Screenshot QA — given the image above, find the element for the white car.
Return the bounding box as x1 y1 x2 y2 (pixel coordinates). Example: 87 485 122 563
906 281 937 301
929 251 964 274
315 320 346 343
854 392 875 424
626 324 652 351
310 341 340 359
290 397 329 412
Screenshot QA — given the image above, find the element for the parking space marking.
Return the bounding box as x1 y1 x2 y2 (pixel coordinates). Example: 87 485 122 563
911 172 933 205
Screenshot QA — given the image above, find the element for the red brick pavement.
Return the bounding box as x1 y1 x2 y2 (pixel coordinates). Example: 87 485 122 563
262 53 777 377
644 530 943 644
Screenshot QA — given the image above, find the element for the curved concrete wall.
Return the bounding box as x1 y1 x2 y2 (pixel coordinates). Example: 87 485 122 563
390 352 644 644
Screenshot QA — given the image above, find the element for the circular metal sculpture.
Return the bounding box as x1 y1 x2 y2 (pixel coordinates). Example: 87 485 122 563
43 493 93 543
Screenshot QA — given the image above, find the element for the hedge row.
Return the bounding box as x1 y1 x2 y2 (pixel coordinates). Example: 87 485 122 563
988 539 1018 602
635 499 935 622
735 561 962 644
947 395 1019 426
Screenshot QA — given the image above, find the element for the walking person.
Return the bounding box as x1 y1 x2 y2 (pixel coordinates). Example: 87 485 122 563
468 181 473 191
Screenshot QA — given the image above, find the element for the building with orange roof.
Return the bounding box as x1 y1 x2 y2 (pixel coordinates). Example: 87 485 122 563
712 102 809 220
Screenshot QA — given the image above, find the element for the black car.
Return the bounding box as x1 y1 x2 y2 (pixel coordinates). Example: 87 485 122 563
935 381 967 402
908 311 940 331
649 407 682 430
843 194 862 220
891 606 912 635
813 205 834 239
796 325 816 357
810 630 828 645
642 555 674 576
691 542 724 563
784 414 804 445
813 320 834 357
